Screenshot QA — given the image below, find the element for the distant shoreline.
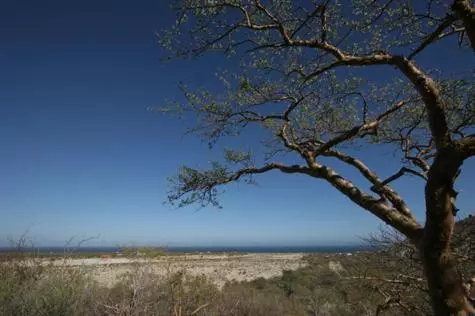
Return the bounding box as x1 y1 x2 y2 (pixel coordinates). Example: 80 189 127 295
0 245 370 254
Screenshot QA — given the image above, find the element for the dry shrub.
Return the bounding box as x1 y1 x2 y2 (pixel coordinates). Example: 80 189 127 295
210 281 305 316
2 218 473 316
0 250 102 315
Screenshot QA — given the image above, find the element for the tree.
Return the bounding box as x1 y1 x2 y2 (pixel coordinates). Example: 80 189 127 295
157 1 475 314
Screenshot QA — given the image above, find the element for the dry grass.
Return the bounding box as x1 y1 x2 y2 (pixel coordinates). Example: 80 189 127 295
0 251 304 316
3 217 474 316
0 248 408 316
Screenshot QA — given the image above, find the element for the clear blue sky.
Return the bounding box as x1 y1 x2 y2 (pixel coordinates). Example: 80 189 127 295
1 0 473 247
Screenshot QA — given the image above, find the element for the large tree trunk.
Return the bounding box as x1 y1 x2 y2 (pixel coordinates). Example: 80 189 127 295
421 148 474 315
420 234 470 315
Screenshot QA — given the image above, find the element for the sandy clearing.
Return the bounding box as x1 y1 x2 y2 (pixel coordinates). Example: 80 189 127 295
48 253 306 288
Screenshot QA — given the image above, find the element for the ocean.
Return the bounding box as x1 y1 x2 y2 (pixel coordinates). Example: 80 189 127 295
0 245 369 254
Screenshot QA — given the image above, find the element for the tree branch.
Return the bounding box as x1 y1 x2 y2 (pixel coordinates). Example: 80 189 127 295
167 162 313 208
278 121 303 154
344 275 424 285
393 58 452 150
321 150 417 221
312 100 408 157
305 160 422 240
373 167 428 189
230 162 312 179
452 0 475 50
457 134 475 158
223 7 454 154
408 15 457 60
290 3 325 38
253 0 292 44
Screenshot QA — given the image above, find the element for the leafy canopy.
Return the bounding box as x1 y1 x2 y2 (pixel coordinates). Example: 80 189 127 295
157 0 474 217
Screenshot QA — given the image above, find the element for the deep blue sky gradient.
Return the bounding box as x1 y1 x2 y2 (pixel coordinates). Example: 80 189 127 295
1 0 474 247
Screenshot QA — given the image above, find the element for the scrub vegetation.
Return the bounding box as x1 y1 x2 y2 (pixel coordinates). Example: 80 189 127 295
1 216 473 316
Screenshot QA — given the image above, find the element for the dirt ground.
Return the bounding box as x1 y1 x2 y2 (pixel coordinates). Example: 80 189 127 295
52 253 306 288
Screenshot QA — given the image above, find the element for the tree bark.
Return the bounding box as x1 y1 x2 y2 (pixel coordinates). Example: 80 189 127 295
421 147 474 315
452 0 475 51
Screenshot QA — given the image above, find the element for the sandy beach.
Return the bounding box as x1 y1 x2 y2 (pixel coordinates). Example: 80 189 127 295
51 253 306 288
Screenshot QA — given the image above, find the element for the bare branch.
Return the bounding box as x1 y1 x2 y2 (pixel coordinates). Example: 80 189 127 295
253 0 291 44
394 59 452 150
229 162 312 179
408 15 457 60
322 150 417 221
305 160 422 240
278 122 303 154
378 167 428 187
290 3 324 38
320 2 328 43
344 275 424 285
313 100 408 157
193 25 240 55
190 303 210 315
